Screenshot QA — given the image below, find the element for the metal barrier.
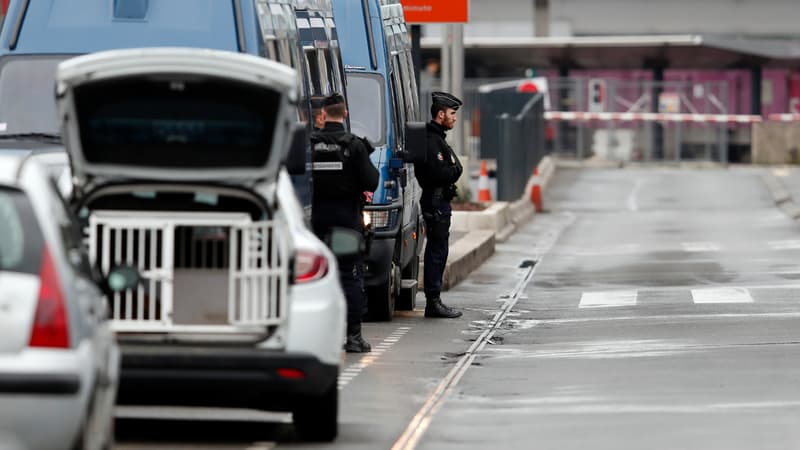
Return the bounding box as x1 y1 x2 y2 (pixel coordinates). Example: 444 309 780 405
495 94 547 201
422 77 754 163
544 78 752 163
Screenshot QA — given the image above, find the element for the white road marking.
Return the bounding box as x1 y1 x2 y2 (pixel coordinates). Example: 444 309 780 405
691 287 753 304
579 290 638 308
768 239 800 250
627 179 643 211
338 326 411 390
682 241 721 252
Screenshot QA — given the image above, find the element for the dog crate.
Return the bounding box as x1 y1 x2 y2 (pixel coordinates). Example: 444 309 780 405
87 210 289 333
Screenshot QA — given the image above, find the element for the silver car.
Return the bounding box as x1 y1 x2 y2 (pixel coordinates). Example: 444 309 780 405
0 152 134 450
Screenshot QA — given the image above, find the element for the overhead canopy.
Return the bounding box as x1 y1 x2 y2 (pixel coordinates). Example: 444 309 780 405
421 34 800 72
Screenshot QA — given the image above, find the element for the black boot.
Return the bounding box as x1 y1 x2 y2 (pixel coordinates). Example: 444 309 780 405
425 297 462 318
344 324 371 353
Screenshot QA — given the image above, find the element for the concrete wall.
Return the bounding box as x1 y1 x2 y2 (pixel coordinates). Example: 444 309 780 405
752 122 800 164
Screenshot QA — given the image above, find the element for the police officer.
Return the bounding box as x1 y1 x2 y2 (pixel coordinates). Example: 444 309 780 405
310 95 327 131
311 93 379 352
415 91 464 319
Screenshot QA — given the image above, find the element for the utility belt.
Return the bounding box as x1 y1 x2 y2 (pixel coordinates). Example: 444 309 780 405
421 187 455 224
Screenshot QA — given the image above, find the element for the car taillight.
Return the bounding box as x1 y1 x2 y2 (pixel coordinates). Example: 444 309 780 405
294 250 329 284
29 247 69 348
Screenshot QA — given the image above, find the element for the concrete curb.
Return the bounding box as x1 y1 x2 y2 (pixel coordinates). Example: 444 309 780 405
421 155 556 292
762 170 800 220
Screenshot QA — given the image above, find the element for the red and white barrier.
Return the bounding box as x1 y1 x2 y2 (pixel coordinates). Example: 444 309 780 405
544 111 763 124
767 114 800 122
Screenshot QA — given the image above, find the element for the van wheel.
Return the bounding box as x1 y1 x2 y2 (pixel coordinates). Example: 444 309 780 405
396 255 419 310
366 261 398 321
293 384 338 442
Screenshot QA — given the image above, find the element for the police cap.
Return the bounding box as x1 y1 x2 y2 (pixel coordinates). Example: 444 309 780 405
324 93 346 108
310 95 326 110
431 91 463 111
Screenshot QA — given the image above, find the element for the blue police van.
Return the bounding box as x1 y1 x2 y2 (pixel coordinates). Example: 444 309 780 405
332 0 427 320
0 0 347 204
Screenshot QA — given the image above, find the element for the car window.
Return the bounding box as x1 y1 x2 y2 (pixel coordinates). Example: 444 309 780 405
346 73 386 146
0 188 44 275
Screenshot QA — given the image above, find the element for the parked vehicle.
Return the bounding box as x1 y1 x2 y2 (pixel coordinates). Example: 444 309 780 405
56 47 348 441
0 151 135 450
332 0 427 320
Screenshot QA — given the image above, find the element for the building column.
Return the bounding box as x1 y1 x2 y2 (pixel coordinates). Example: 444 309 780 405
751 65 762 116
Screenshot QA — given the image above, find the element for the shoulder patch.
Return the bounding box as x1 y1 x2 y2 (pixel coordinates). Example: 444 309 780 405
437 152 444 161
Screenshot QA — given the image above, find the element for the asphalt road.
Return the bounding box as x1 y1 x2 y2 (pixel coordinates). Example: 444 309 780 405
115 165 800 450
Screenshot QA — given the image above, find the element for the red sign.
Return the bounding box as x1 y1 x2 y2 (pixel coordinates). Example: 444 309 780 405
401 0 468 23
2 0 8 14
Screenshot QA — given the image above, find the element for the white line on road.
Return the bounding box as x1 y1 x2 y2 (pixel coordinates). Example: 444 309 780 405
768 239 800 250
338 326 412 390
627 179 643 211
579 290 638 308
391 212 574 450
682 241 721 252
691 287 753 304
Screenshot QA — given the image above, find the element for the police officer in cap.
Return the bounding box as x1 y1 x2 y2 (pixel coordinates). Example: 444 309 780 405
310 95 327 131
414 92 464 319
311 93 379 352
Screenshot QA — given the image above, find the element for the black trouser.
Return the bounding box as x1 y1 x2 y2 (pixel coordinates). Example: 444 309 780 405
312 203 365 335
422 198 452 300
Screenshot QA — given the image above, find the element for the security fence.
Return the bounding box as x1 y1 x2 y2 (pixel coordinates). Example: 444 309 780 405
544 78 756 163
494 94 547 201
421 77 756 165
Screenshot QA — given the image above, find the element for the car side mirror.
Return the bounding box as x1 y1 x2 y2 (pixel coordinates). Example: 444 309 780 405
327 227 364 258
402 122 427 164
285 123 307 175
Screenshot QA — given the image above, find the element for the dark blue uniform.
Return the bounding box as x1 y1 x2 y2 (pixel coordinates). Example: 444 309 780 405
415 92 464 319
311 119 379 351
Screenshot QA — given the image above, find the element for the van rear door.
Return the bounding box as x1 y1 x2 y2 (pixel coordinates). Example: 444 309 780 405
56 48 298 190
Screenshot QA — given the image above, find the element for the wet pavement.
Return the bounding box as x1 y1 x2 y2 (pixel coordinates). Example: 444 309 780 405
114 164 800 450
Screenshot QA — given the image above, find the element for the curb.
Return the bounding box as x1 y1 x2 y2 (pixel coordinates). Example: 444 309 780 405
420 155 557 292
762 169 800 220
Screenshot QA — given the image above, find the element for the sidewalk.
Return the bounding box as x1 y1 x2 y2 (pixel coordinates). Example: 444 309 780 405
420 155 557 291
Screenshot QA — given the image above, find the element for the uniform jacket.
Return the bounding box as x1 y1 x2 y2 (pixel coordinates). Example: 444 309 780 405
311 121 379 230
415 121 463 193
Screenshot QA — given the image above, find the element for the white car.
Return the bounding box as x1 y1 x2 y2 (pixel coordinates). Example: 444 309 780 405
56 48 348 441
0 152 131 450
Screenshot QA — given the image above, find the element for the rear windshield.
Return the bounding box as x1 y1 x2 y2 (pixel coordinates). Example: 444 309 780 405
0 188 44 275
14 0 239 54
75 76 281 168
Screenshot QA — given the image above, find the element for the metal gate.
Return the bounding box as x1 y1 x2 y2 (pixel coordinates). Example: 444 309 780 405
88 211 289 333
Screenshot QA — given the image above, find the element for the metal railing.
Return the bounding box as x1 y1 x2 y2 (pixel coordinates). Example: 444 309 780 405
494 93 547 201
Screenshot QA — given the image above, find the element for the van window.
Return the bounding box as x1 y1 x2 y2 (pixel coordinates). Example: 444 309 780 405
74 76 281 168
305 48 322 94
346 73 386 146
16 0 238 53
317 49 332 94
0 56 66 135
390 58 407 127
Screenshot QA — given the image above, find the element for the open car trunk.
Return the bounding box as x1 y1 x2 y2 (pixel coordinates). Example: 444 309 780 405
56 48 299 338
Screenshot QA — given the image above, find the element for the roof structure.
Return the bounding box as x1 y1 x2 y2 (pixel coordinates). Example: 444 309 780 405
421 34 800 70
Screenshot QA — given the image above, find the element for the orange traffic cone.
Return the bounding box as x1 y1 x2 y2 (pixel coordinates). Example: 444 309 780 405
530 169 543 212
478 160 491 202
